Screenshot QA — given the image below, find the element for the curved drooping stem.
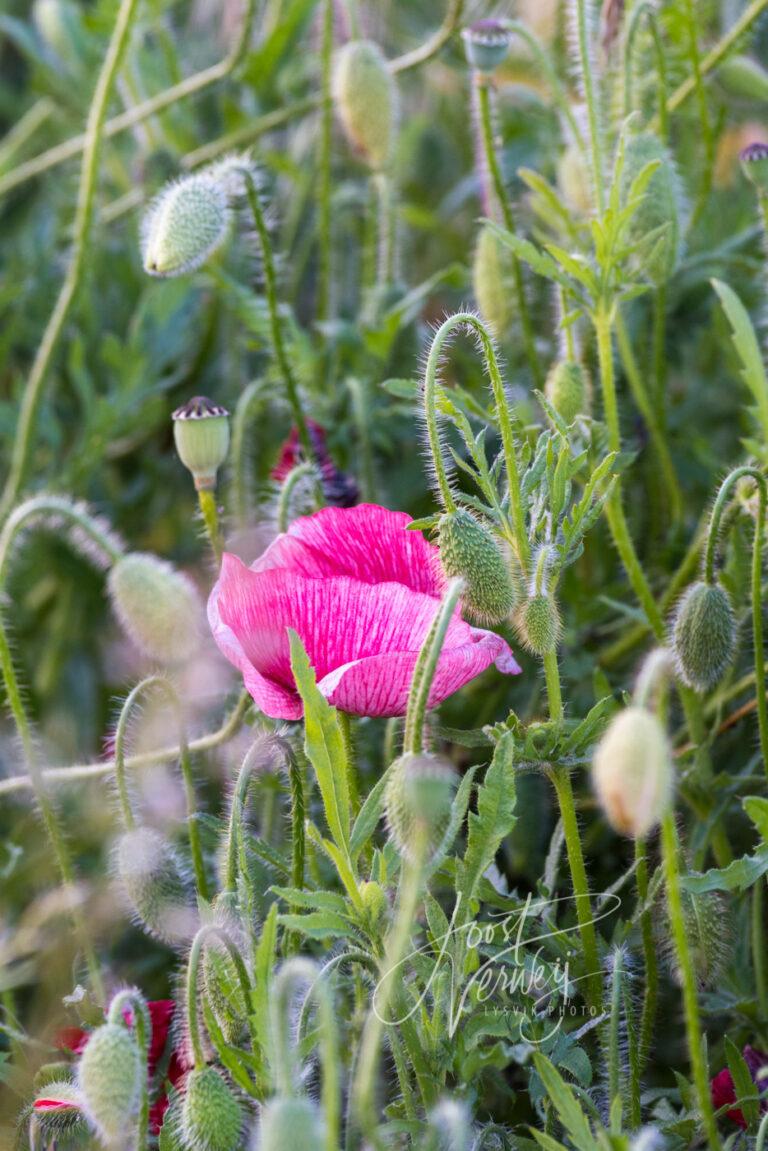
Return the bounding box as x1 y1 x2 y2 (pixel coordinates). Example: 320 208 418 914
185 924 255 1069
573 0 605 214
403 579 464 756
113 676 209 899
0 496 123 588
389 0 465 74
277 463 322 534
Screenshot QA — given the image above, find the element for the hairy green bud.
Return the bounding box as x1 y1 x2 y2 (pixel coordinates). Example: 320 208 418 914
438 509 515 624
359 880 388 928
544 359 590 423
620 132 684 285
557 141 592 216
592 707 674 839
181 1069 242 1151
108 552 201 663
385 752 458 863
717 55 768 102
172 396 230 491
202 893 248 1045
142 173 231 277
77 1024 141 1144
671 581 736 693
462 19 514 73
258 1096 325 1149
515 594 562 655
116 826 194 944
332 40 396 171
740 142 768 194
661 889 733 989
472 224 514 338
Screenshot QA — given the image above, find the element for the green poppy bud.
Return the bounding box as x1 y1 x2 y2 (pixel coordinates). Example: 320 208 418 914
141 173 231 277
515 593 562 656
661 889 733 989
115 826 194 944
332 40 396 171
77 1024 141 1145
557 141 593 216
172 396 231 491
472 223 514 338
620 132 684 285
31 1080 89 1143
671 581 736 693
258 1097 325 1149
358 880 388 928
462 19 514 73
181 1068 242 1151
717 55 768 102
202 893 248 1045
438 509 515 624
108 552 202 663
544 359 590 423
740 142 768 194
592 707 674 839
385 752 458 864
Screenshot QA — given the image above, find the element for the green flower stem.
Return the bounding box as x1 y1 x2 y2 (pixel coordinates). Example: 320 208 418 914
753 877 768 1021
222 741 297 895
230 381 267 529
574 0 605 214
661 812 721 1151
185 924 255 1070
475 77 542 388
372 172 396 286
635 838 658 1070
277 462 321 533
0 0 257 199
606 948 624 1109
759 1111 768 1151
107 990 149 1148
549 765 602 1015
705 467 768 776
0 611 104 1003
243 174 311 453
317 0 334 324
0 0 141 522
346 377 377 502
0 496 124 587
543 650 563 724
183 98 319 172
422 312 529 568
338 711 361 817
390 0 465 74
623 2 668 138
404 579 464 755
197 488 223 567
505 22 585 153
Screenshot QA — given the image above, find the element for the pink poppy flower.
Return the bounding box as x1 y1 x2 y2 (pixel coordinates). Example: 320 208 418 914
208 503 520 720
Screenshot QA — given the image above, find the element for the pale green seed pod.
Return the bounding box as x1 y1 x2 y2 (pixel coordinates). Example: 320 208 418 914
741 143 768 195
115 826 194 944
438 509 515 624
141 173 231 277
181 1068 242 1151
544 359 591 423
662 889 733 989
620 132 684 285
515 593 562 656
717 55 768 102
172 396 231 491
592 707 674 839
358 880 388 928
108 552 201 663
671 581 736 693
77 1024 141 1145
332 40 396 171
384 752 458 863
202 893 248 1045
462 19 514 73
258 1097 325 1149
472 223 514 339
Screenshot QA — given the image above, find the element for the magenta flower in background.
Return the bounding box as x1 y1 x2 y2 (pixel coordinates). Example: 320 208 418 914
208 504 520 720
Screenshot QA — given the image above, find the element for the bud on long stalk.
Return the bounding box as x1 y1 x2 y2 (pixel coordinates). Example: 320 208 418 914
332 40 396 171
108 553 201 663
438 509 515 624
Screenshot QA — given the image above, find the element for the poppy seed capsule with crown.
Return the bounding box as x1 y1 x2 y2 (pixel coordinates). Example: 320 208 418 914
108 552 201 663
545 359 590 423
141 172 230 277
592 707 674 839
332 40 396 171
741 142 768 194
462 19 514 73
172 396 230 491
181 1068 243 1151
438 509 515 624
671 580 736 692
385 752 458 863
77 1024 142 1145
258 1097 325 1149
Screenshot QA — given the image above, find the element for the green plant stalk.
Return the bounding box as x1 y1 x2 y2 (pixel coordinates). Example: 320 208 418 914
197 488 223 566
404 579 464 755
623 2 668 139
317 0 334 324
277 462 321 533
574 0 605 214
243 175 311 453
185 925 255 1069
661 812 721 1151
230 381 266 529
607 949 623 1110
505 22 585 152
337 711 361 817
107 991 149 1148
346 377 377 502
475 77 542 388
682 0 714 212
0 0 141 523
373 172 396 286
390 0 465 73
635 839 658 1071
753 877 768 1022
0 495 124 588
543 650 563 724
0 612 104 1002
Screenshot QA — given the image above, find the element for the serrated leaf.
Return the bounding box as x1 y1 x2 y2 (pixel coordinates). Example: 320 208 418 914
744 796 768 843
278 911 358 939
725 1036 760 1128
532 1054 594 1151
712 279 768 435
459 731 516 901
680 846 768 893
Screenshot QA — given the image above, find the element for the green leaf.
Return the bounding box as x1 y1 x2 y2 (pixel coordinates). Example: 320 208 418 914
725 1036 760 1128
271 887 349 915
532 1054 594 1151
680 846 768 893
744 796 768 843
459 731 516 901
712 279 768 435
277 911 359 940
289 630 351 855
350 762 394 860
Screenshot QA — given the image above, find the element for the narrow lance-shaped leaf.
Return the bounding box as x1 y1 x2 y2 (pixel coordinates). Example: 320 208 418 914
459 730 517 901
712 278 768 440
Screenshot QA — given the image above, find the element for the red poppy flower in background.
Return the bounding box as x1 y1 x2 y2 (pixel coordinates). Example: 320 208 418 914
711 1045 768 1128
272 418 359 508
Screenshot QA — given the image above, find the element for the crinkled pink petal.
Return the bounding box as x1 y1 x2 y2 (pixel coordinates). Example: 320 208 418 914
33 1098 81 1112
253 504 444 595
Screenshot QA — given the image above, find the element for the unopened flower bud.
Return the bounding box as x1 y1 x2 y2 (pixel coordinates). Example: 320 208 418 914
31 1080 87 1142
515 593 562 655
671 581 736 693
332 40 396 171
108 552 202 663
258 1097 325 1149
358 880 388 927
172 396 230 491
472 223 514 338
462 19 513 73
77 1024 141 1144
545 359 590 423
592 707 673 838
621 132 684 285
202 893 248 1045
438 509 515 624
557 141 593 216
661 889 733 988
717 55 768 102
385 753 458 864
115 827 194 944
181 1068 242 1151
740 142 768 194
141 173 231 277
